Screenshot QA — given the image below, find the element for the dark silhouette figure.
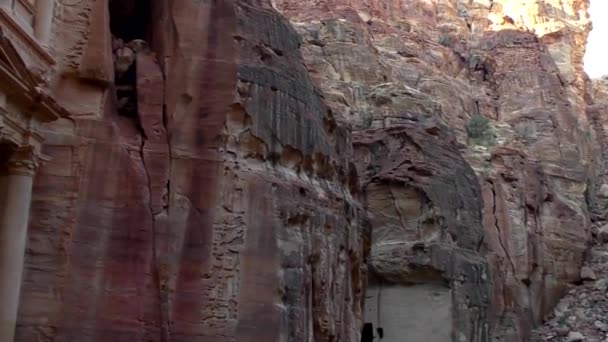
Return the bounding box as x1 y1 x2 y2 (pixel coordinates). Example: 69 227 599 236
361 323 375 342
377 327 384 338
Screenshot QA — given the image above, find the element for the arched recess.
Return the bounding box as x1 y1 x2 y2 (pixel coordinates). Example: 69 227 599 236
361 183 454 342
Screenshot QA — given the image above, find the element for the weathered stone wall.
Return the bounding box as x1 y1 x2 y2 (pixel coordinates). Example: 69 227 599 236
588 77 608 219
12 0 606 341
365 284 452 341
353 121 490 341
274 0 596 340
17 0 367 341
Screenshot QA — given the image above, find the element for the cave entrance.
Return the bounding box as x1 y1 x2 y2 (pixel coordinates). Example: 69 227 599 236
363 278 452 342
108 0 156 119
109 0 152 42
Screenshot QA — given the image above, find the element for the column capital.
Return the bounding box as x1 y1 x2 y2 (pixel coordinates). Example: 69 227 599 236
5 145 45 176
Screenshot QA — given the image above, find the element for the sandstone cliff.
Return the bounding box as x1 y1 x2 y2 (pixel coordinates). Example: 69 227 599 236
12 0 605 341
273 0 596 340
19 0 366 341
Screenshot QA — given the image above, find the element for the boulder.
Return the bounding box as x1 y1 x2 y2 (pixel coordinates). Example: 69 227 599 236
566 331 585 342
581 266 598 281
599 184 608 198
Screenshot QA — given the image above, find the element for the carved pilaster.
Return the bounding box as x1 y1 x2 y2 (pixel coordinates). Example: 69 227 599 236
34 0 54 45
5 145 42 176
0 142 37 342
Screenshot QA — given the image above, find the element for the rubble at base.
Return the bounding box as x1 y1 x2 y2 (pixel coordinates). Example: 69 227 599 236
533 239 608 341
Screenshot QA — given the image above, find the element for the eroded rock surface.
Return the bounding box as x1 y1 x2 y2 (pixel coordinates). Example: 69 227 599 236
18 0 366 341
532 242 608 341
11 0 608 341
354 121 489 340
273 0 597 340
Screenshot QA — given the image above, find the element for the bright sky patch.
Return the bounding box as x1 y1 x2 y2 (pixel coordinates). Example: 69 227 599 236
585 0 608 78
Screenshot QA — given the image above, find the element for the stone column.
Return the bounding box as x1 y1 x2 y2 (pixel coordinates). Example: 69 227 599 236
34 0 54 45
0 146 39 342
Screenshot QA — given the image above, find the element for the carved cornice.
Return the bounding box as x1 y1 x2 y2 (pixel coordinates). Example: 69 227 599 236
0 27 70 122
5 145 47 176
16 0 35 14
0 117 21 146
0 7 54 67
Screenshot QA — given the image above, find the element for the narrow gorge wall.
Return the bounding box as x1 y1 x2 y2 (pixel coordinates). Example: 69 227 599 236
273 0 596 341
17 0 367 341
12 0 606 341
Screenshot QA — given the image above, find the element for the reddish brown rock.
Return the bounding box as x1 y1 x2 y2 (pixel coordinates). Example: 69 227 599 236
353 119 489 340
274 0 596 340
16 0 366 341
6 0 606 341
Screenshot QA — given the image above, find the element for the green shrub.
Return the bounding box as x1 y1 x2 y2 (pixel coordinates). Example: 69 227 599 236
466 115 496 146
438 35 450 47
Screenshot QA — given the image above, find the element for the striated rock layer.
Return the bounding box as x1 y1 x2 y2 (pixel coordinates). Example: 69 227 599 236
18 0 367 341
273 0 598 340
13 0 607 341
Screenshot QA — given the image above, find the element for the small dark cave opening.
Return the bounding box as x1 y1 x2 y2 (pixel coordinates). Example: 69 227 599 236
115 63 138 118
108 0 155 119
109 0 152 42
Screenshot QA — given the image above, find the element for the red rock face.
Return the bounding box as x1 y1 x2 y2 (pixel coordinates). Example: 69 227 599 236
471 29 593 340
13 0 605 341
588 77 608 217
273 0 596 340
353 121 490 340
17 0 366 341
